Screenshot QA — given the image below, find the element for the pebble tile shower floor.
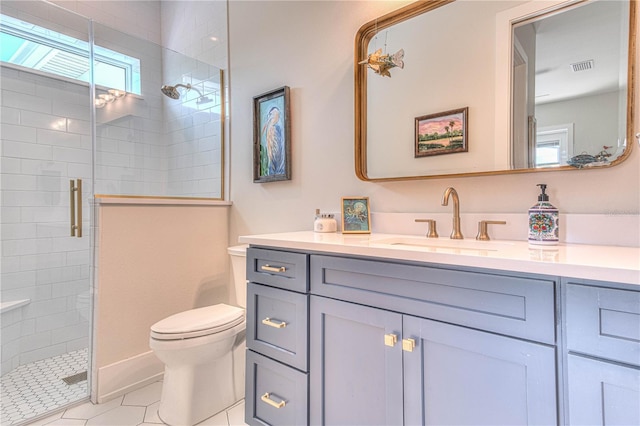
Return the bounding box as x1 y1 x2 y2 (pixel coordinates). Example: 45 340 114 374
1 349 88 425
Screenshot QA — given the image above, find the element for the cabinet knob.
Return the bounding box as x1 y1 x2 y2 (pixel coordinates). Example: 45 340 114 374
262 317 287 329
402 338 416 352
261 392 286 409
384 333 398 347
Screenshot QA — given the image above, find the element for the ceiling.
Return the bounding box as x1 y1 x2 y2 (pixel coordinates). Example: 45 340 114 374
518 0 628 105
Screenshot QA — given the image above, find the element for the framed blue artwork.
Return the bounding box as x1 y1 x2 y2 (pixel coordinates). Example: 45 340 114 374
341 197 371 234
253 86 291 183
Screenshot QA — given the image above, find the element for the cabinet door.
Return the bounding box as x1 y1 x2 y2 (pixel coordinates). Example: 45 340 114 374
309 296 403 425
568 354 640 425
403 316 557 425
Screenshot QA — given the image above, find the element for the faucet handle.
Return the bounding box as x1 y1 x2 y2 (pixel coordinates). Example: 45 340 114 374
415 219 438 238
476 220 506 241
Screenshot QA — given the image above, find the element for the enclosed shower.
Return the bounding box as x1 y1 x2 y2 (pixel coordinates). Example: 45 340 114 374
0 1 225 424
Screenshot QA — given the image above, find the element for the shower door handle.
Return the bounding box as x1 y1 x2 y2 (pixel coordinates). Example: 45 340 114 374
69 179 82 238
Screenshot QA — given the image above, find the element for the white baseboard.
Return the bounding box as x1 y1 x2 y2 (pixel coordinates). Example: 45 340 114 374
97 350 164 403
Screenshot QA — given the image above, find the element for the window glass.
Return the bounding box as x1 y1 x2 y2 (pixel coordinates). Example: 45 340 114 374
0 14 140 94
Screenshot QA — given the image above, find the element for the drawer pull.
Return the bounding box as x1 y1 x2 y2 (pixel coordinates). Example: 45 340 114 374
262 317 287 329
261 392 286 409
261 264 286 273
402 338 416 352
384 333 398 347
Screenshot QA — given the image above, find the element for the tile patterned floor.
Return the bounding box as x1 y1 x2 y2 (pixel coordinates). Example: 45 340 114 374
22 380 247 426
1 349 89 425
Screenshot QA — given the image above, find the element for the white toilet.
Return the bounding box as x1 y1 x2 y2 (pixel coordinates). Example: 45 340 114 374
149 245 248 426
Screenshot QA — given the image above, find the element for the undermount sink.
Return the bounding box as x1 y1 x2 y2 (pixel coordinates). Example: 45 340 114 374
368 236 515 253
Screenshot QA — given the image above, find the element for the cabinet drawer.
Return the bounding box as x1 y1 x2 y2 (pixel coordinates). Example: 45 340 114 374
247 248 309 293
247 283 309 371
311 255 556 344
566 283 640 366
245 350 308 426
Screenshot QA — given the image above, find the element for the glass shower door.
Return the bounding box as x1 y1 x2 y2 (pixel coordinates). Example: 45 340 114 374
0 2 93 424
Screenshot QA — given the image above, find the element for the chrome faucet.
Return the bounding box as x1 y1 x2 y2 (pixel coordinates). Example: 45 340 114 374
441 187 463 239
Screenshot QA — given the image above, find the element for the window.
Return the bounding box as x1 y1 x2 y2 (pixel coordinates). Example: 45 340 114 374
0 14 140 94
536 124 574 167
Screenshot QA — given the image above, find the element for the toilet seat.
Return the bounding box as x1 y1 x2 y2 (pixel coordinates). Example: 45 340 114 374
150 304 245 341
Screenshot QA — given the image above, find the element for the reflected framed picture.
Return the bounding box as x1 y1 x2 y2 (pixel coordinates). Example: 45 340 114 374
415 107 468 157
341 197 371 234
253 86 291 183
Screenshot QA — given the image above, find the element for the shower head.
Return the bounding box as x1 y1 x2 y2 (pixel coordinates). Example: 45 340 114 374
160 83 204 100
161 83 190 99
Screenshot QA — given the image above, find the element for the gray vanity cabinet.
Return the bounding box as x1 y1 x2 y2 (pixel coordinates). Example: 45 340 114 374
309 296 557 425
245 245 640 426
565 281 640 425
309 254 558 425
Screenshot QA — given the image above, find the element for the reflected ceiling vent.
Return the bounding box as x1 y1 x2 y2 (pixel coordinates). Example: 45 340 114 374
570 59 594 72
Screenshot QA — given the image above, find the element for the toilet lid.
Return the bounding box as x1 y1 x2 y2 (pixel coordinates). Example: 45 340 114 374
150 304 245 340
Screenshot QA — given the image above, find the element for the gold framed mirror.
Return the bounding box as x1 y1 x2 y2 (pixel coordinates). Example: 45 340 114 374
355 0 636 181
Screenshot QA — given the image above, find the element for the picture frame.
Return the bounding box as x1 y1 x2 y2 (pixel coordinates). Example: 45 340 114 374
415 107 468 158
253 86 291 182
341 197 371 234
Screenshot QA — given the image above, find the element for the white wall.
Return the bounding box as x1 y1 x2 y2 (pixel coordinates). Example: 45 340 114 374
228 1 640 246
536 91 623 158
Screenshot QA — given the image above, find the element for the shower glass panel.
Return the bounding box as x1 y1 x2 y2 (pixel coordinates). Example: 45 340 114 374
0 2 93 424
93 22 224 199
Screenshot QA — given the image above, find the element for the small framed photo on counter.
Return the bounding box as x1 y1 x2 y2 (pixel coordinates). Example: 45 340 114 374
341 197 371 234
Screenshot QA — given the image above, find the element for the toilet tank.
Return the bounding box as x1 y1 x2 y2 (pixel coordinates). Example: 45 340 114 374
227 245 248 308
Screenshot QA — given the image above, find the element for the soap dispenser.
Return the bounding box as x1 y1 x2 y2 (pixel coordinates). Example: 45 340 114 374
528 184 559 245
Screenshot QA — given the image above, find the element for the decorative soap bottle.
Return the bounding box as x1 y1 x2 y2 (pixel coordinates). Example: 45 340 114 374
528 184 559 245
314 209 337 233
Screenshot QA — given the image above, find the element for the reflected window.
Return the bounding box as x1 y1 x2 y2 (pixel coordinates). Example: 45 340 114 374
536 124 573 167
0 14 140 94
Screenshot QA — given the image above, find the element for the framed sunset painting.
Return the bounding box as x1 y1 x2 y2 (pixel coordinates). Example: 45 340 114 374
415 107 468 157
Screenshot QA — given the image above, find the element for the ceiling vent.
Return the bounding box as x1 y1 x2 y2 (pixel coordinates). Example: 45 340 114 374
570 59 594 72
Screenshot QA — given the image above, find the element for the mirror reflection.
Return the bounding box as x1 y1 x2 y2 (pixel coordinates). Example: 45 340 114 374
355 0 635 181
512 0 629 169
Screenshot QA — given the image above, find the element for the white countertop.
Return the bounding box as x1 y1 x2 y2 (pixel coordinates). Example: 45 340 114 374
239 231 640 286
